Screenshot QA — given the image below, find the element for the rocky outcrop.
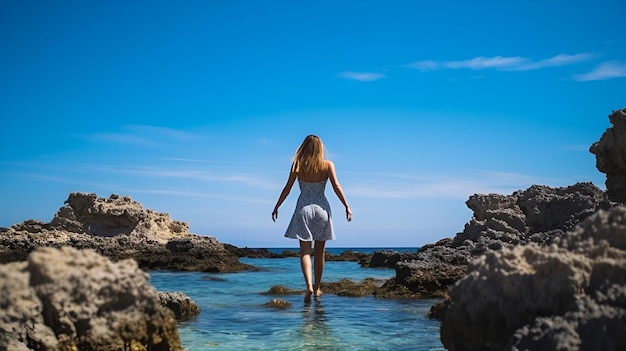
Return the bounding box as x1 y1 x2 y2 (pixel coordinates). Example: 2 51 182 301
0 247 182 351
440 206 626 351
0 193 252 273
377 182 611 298
158 292 201 321
590 108 626 203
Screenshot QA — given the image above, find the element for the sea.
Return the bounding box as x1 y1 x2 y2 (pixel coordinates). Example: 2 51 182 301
149 247 445 351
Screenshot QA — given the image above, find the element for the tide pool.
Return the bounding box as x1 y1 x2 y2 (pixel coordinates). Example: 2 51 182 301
149 255 444 350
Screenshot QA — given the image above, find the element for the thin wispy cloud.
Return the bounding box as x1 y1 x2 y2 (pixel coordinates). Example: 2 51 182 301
573 60 626 81
128 188 271 204
337 71 387 82
85 125 201 147
348 170 551 200
94 166 282 190
407 53 593 72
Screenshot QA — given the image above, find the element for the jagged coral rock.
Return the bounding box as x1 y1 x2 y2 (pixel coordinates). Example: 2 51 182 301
0 247 182 351
54 192 190 243
376 183 609 299
590 108 626 203
440 206 626 351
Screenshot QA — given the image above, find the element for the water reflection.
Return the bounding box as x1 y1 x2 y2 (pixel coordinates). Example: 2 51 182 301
299 298 340 350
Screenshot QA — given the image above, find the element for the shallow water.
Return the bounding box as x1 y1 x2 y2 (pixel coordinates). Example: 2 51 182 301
149 252 444 351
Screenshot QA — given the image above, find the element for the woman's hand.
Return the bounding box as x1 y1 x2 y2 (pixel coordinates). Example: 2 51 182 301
272 208 278 222
346 207 352 222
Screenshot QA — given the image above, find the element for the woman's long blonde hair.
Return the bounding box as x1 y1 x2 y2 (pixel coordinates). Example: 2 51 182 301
291 135 326 174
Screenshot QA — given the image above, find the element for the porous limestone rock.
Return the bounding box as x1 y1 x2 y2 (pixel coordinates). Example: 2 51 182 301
0 247 182 351
53 192 190 243
377 182 610 299
0 193 252 273
590 108 626 203
440 206 626 351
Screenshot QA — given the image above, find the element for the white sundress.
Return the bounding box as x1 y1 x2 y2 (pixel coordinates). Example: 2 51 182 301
284 180 335 241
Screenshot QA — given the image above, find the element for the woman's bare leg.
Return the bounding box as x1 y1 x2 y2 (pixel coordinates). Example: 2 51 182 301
313 240 326 296
299 240 314 302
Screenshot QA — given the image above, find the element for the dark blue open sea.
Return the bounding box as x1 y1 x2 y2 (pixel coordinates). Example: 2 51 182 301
149 248 444 351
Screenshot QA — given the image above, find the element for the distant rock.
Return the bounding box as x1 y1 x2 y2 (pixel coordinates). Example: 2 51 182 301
0 247 182 351
223 245 372 264
590 108 626 203
440 206 626 351
377 182 612 299
0 192 252 273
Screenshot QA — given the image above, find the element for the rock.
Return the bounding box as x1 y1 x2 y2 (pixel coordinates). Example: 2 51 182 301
590 108 626 203
264 278 386 298
223 245 371 263
0 247 182 351
326 249 372 264
368 250 419 268
323 278 384 297
440 206 626 351
0 192 252 273
264 285 304 295
264 299 292 309
158 292 201 321
378 182 611 299
223 244 290 258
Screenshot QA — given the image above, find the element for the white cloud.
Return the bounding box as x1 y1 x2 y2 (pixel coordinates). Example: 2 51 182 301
407 53 593 72
573 60 626 81
337 71 386 82
446 56 526 70
513 53 594 71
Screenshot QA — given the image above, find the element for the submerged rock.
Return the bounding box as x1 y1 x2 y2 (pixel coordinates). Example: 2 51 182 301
440 206 626 351
264 299 292 309
0 246 182 351
0 192 252 273
158 292 201 321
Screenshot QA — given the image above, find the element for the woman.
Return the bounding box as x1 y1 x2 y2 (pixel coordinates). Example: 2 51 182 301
272 135 352 302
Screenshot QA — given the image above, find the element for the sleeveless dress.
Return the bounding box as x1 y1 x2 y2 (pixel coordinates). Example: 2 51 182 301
284 179 335 241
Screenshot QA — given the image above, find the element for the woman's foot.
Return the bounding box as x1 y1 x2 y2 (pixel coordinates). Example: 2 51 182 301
304 284 314 303
314 289 323 297
304 289 314 303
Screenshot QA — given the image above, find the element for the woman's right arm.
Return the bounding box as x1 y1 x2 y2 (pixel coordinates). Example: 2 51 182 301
272 170 297 222
327 161 352 222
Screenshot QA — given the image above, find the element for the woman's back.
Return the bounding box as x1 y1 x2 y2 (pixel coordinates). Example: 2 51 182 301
296 160 329 183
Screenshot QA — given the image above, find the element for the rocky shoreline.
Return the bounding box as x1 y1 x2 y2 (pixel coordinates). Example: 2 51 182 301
1 108 625 350
0 192 251 273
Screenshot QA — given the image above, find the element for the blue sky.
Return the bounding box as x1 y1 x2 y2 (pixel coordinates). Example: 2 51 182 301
1 1 624 248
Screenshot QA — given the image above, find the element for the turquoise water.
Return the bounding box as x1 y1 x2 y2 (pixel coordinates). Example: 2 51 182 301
149 251 444 350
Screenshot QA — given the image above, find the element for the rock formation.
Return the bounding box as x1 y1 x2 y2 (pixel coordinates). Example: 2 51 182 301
440 205 626 351
158 292 201 321
0 247 182 351
0 192 252 273
590 108 626 203
376 182 611 298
